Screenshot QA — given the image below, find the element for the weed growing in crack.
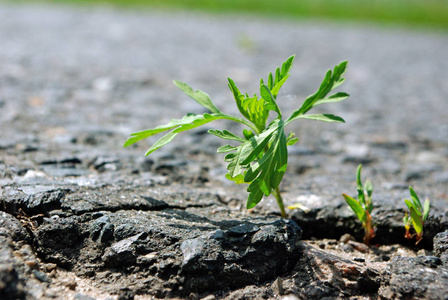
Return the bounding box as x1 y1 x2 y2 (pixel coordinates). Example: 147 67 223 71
124 55 349 217
403 186 430 244
342 164 375 246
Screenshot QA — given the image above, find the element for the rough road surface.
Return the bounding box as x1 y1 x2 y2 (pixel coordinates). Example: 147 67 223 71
1 3 448 299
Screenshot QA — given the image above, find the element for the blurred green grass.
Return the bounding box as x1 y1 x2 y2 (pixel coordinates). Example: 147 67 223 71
6 0 448 30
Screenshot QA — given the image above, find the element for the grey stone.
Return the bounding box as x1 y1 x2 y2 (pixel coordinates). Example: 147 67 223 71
0 212 30 242
32 270 50 283
434 230 448 258
102 233 147 267
90 216 115 244
388 256 448 299
181 238 207 267
227 223 260 236
0 237 24 300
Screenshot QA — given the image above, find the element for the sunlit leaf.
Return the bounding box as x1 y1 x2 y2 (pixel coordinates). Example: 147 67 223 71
173 80 221 114
343 194 366 222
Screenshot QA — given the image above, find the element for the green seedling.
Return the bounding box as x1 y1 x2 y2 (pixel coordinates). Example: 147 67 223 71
403 186 430 245
124 55 349 218
342 164 375 246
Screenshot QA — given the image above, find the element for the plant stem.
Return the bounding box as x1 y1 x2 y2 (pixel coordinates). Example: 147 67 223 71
272 187 287 218
363 211 375 246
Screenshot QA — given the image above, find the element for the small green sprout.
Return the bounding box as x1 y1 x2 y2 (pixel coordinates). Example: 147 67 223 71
342 164 375 246
403 186 430 245
124 55 349 218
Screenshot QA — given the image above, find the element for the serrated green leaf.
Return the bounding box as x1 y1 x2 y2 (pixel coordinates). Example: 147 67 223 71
245 120 287 208
332 61 348 89
123 113 196 148
224 137 260 178
228 78 268 133
173 80 221 114
260 84 281 116
271 75 290 99
145 131 178 156
124 113 226 155
208 129 246 142
269 55 294 98
268 72 274 90
217 145 238 153
343 194 366 222
147 114 219 155
423 198 430 221
241 131 275 166
291 114 345 123
313 92 350 107
247 179 265 209
286 61 348 125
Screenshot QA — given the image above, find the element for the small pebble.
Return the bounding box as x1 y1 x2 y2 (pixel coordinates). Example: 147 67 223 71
45 263 58 272
25 260 39 269
341 244 354 253
33 270 50 283
347 240 370 253
340 233 355 243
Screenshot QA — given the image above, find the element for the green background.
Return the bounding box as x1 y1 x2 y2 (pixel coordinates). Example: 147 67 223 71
4 0 448 30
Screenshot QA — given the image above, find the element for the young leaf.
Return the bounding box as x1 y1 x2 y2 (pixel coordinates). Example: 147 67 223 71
225 173 247 184
342 194 365 222
423 198 430 221
291 114 345 123
409 186 422 211
404 199 415 212
224 142 252 178
267 55 295 98
365 179 373 198
228 78 268 133
243 129 255 140
286 60 348 124
246 120 288 209
208 130 246 142
409 206 423 234
124 113 220 149
286 132 299 146
217 145 238 153
356 164 365 206
173 80 221 114
312 92 350 107
260 84 281 116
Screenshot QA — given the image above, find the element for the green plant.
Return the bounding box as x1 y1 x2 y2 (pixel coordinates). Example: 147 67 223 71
124 55 349 217
342 164 375 245
403 186 430 245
